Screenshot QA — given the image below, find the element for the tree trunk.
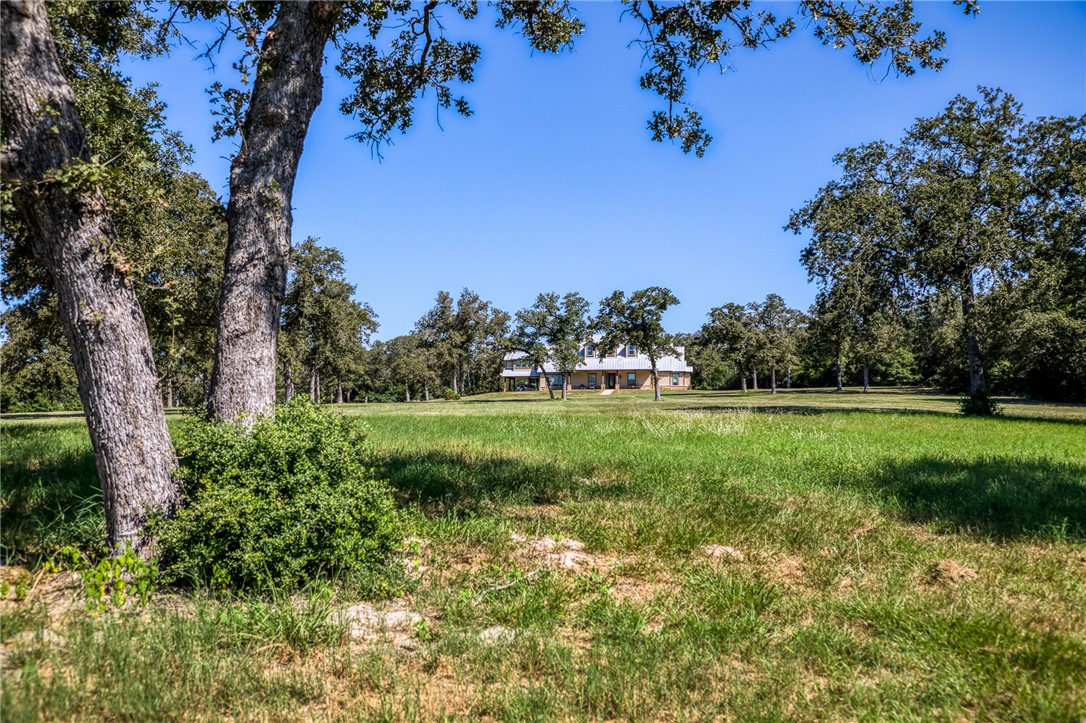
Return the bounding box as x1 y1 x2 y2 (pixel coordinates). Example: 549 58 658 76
739 364 748 392
309 366 318 403
405 383 410 402
961 273 987 393
166 378 174 409
206 1 342 425
424 382 430 402
335 374 343 404
862 362 870 393
835 345 843 392
561 373 568 401
284 361 295 402
786 365 792 389
652 358 661 401
544 366 555 400
451 372 459 396
1 0 180 555
364 392 369 404
771 364 777 394
752 368 759 391
316 369 322 403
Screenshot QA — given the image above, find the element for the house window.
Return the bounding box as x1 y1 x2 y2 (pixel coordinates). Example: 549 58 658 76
588 373 597 388
514 359 532 369
626 344 637 357
672 373 680 386
627 372 637 388
505 361 513 370
585 344 595 358
548 375 563 389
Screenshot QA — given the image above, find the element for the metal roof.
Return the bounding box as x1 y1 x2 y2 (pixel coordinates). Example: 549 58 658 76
502 338 693 376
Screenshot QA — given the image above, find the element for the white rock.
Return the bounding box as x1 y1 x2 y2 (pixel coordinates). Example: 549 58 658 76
702 545 745 562
478 625 517 645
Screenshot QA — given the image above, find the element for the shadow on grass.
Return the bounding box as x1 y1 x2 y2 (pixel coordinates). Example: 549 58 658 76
853 457 1086 541
1 430 104 563
678 403 1086 427
376 449 626 515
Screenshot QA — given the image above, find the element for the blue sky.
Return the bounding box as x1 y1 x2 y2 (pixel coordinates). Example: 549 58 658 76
121 1 1086 340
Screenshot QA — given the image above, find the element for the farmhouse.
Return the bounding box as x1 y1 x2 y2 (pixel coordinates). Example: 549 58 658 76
502 336 694 392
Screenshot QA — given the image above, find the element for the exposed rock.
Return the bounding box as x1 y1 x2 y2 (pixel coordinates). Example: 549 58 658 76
478 625 517 645
11 629 64 649
552 551 594 570
702 545 744 562
335 603 424 646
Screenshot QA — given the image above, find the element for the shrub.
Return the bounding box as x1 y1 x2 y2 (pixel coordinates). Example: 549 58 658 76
442 387 460 401
157 401 402 592
959 388 1002 417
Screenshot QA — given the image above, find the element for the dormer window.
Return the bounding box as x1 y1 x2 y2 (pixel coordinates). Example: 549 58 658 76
626 344 637 357
514 359 532 369
584 344 595 358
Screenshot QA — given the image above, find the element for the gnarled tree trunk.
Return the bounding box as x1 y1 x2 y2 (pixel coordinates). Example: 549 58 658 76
206 1 341 424
1 0 180 555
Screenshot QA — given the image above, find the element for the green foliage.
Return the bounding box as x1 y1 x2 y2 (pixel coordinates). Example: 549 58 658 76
157 401 402 591
442 387 460 401
959 388 1002 417
56 545 158 611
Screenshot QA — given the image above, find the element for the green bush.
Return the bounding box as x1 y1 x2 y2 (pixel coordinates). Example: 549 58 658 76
157 401 402 592
959 388 1002 417
442 387 460 401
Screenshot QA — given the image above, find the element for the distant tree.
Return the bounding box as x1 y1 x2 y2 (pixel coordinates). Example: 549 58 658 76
512 292 594 401
280 238 377 403
791 88 1083 396
749 294 804 394
385 335 439 402
698 302 758 391
415 289 509 396
597 287 679 401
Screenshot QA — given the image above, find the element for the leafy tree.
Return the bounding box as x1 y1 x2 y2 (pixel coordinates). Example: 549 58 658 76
415 289 509 396
597 287 679 401
512 292 594 401
280 238 377 404
749 294 804 394
384 335 439 402
698 302 758 391
790 88 1084 397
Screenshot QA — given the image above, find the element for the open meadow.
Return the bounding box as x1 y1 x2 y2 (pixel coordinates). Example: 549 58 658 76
3 389 1086 721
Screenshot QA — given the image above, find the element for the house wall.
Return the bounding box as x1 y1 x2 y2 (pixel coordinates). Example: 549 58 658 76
563 370 691 390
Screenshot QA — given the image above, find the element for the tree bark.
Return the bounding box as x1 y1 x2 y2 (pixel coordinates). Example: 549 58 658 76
786 365 792 389
651 358 661 401
862 362 870 393
424 381 430 402
309 365 318 402
739 364 748 392
284 361 295 402
961 273 987 393
752 368 759 391
561 373 568 401
835 345 843 392
404 383 410 403
206 1 341 425
1 0 180 555
166 378 174 409
335 374 343 404
770 364 777 395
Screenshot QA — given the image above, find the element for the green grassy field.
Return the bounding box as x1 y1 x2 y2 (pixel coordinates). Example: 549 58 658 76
3 389 1085 721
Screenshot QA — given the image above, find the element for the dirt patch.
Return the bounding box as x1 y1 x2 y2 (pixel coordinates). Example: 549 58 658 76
922 559 978 588
334 602 425 650
767 555 806 586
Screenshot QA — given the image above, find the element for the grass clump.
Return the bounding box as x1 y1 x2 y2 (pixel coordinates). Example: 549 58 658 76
157 400 402 592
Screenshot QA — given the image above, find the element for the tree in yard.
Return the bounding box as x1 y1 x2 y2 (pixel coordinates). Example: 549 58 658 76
749 294 804 394
512 292 594 401
597 287 679 401
698 302 758 392
0 0 179 554
385 335 439 402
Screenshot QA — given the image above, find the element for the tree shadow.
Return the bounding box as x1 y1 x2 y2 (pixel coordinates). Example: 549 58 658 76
1 433 104 563
840 456 1086 541
678 404 1086 427
375 449 627 515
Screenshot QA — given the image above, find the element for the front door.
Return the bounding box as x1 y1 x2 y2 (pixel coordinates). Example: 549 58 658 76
606 373 616 390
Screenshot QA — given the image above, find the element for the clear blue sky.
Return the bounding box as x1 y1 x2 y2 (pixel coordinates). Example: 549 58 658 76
121 1 1086 340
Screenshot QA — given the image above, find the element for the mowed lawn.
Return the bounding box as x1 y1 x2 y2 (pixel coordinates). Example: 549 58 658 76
3 389 1086 721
